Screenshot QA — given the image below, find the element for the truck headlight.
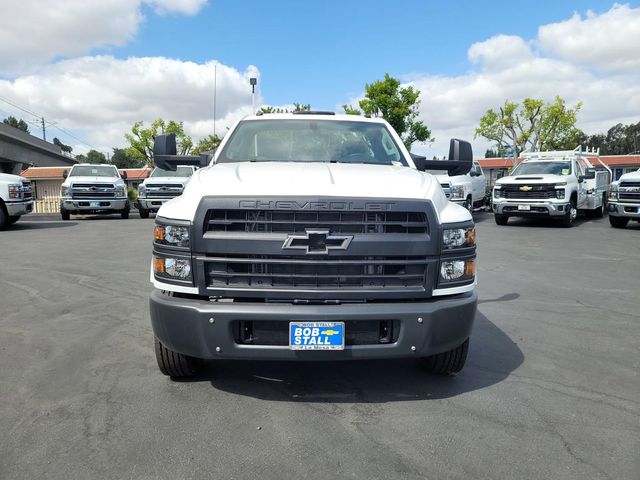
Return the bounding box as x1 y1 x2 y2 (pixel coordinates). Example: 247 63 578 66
154 224 190 248
493 187 502 199
116 186 126 197
555 188 565 199
8 184 23 199
439 258 475 285
442 225 475 250
138 185 146 197
449 185 465 199
61 185 70 197
153 255 192 281
609 187 618 200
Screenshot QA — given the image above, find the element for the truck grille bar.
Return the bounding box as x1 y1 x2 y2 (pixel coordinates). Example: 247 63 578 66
205 209 428 234
205 255 428 290
501 184 556 199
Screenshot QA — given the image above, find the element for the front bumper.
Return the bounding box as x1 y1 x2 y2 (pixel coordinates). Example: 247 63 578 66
5 199 33 216
492 200 569 217
608 201 640 218
150 289 477 361
136 197 171 211
61 197 128 213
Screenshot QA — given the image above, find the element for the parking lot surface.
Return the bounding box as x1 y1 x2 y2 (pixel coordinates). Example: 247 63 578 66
1 213 638 479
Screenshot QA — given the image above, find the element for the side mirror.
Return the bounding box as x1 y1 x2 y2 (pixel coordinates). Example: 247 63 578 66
153 133 210 171
120 171 128 180
584 168 596 179
578 175 585 183
62 170 68 179
411 138 473 176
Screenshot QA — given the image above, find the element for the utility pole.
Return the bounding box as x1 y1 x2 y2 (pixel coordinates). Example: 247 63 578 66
213 64 217 137
41 117 46 141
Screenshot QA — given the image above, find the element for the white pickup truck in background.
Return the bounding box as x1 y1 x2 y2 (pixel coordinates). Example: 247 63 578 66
136 166 196 219
608 168 640 228
492 147 610 227
0 173 33 229
430 161 486 211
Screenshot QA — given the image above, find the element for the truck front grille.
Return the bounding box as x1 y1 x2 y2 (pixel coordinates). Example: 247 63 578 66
71 184 116 199
620 182 640 203
146 184 183 198
501 184 556 199
21 181 33 200
205 255 428 290
205 209 428 234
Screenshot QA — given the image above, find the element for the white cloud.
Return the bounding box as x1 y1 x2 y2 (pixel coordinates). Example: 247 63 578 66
401 4 640 158
0 0 208 76
0 56 259 152
538 4 640 72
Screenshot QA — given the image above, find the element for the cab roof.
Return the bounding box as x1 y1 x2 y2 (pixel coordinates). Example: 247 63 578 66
243 113 387 124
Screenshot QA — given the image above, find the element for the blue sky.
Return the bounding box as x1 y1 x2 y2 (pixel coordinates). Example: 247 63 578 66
124 0 628 109
0 0 638 155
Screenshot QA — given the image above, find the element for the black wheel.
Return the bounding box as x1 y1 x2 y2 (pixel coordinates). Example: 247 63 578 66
609 216 629 229
421 338 469 376
61 209 70 221
494 214 509 225
0 207 7 230
139 208 150 219
121 208 130 219
464 196 472 212
560 199 577 227
154 336 201 378
7 215 20 225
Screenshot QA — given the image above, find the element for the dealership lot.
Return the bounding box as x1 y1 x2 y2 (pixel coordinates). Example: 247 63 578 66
0 213 638 479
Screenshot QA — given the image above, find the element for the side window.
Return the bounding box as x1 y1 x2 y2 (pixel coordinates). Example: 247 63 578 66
574 160 584 177
475 163 483 176
380 129 400 162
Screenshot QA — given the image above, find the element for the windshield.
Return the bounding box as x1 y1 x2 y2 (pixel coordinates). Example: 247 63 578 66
151 166 193 178
512 161 572 176
70 166 119 177
217 119 406 166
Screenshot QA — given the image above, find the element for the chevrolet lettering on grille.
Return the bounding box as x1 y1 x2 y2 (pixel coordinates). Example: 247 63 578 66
282 229 353 254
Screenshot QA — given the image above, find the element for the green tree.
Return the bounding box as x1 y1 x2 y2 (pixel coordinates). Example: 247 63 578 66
475 96 582 163
124 119 193 166
484 148 499 158
342 104 361 115
2 116 30 133
192 134 222 155
259 106 288 114
85 149 107 164
111 148 144 169
292 103 311 112
53 137 73 154
356 73 432 150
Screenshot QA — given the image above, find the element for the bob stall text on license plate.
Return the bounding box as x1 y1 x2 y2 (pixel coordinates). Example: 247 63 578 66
289 322 345 350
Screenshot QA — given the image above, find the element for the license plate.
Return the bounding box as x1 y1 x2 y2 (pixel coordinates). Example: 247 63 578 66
518 204 531 211
90 201 101 208
289 322 345 350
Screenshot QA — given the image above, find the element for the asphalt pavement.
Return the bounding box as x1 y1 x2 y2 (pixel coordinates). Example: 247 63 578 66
1 212 638 479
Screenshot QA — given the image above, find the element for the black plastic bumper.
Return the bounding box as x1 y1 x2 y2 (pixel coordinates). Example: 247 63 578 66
149 289 477 360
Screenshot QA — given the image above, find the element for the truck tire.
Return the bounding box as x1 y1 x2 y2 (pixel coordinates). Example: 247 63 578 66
7 216 20 225
61 209 70 221
154 336 201 378
609 216 629 229
121 208 130 219
560 198 577 228
464 196 472 212
0 206 7 230
421 338 469 375
139 207 150 219
494 214 509 225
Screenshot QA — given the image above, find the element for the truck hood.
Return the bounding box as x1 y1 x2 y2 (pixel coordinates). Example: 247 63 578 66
618 170 640 183
435 174 470 186
496 174 568 185
158 161 468 223
62 176 123 186
0 173 27 183
143 177 190 186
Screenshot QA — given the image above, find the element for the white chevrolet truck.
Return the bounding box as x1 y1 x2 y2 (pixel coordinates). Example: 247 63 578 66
0 173 33 229
60 164 130 220
135 166 196 218
608 168 640 228
148 113 477 378
492 148 610 227
430 161 486 211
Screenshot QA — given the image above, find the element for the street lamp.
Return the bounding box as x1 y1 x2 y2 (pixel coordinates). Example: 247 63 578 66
249 77 257 114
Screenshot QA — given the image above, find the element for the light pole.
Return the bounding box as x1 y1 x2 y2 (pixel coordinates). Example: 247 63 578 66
250 77 257 114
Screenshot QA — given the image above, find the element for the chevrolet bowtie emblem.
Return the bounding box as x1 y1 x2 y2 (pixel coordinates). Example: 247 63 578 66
282 229 353 254
519 186 533 191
